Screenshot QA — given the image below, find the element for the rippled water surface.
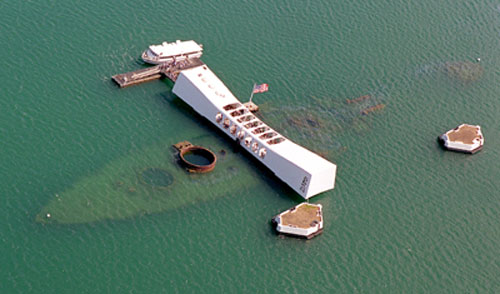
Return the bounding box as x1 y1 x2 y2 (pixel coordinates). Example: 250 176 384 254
1 0 500 292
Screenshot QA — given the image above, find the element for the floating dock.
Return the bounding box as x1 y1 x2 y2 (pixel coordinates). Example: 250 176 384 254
272 203 323 239
112 58 204 88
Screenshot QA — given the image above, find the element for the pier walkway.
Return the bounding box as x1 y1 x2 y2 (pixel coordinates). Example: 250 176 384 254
112 58 204 88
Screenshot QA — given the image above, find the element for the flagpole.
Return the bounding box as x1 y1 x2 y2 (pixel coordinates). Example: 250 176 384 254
249 83 256 103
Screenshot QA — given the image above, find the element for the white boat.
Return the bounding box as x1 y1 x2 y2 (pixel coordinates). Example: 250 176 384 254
141 40 203 65
172 64 337 199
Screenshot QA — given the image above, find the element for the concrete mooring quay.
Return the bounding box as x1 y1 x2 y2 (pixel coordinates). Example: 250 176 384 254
112 58 204 88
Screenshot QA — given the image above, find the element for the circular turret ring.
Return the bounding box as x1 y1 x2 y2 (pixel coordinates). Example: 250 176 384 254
179 146 217 173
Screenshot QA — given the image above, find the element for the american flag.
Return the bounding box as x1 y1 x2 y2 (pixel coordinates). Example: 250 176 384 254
252 83 269 94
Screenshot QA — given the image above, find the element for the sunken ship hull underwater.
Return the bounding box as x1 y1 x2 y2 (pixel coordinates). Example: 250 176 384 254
37 135 262 224
172 65 337 199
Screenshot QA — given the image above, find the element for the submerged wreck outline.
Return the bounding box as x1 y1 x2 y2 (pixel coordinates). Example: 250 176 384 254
37 135 262 224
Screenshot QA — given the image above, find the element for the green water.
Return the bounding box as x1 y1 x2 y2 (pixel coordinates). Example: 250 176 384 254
2 0 500 292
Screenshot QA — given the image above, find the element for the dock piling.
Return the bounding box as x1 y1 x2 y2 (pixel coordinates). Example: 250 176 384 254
111 58 204 88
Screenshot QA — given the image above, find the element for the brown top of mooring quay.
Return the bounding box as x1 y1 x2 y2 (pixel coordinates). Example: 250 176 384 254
281 204 321 229
447 124 480 145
